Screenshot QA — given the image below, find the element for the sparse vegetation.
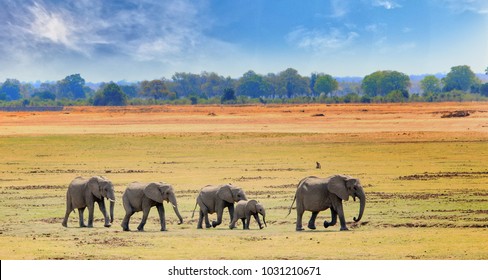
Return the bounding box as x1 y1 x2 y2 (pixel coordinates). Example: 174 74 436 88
0 103 487 259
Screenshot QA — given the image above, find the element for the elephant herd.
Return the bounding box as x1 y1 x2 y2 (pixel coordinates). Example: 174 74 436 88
62 174 366 232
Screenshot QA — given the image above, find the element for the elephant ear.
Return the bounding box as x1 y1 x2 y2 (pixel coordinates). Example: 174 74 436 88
88 176 102 199
144 183 164 203
328 175 349 201
245 200 258 214
217 185 234 203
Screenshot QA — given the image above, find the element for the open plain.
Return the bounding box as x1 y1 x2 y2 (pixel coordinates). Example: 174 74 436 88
0 102 487 259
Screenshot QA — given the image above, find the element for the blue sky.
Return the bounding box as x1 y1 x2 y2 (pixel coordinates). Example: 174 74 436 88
0 0 487 82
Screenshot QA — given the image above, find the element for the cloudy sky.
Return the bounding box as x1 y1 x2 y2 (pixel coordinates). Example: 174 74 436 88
1 0 487 82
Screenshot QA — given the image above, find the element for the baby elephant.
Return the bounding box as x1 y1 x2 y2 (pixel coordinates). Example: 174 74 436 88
229 200 267 230
121 182 183 231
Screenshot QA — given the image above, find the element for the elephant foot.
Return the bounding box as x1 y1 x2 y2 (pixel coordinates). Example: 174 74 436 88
307 224 316 230
104 224 111 228
62 222 67 228
80 224 87 228
122 228 130 231
211 221 219 228
259 225 264 229
206 224 212 228
340 227 349 231
160 228 167 232
323 221 330 228
137 226 144 232
296 227 304 231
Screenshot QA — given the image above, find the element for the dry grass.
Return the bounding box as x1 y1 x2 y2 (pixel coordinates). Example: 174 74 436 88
0 103 487 259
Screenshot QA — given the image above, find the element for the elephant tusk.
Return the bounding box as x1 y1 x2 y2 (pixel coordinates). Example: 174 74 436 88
109 199 115 203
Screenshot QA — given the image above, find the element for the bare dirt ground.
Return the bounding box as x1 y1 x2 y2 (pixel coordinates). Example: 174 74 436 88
1 102 487 135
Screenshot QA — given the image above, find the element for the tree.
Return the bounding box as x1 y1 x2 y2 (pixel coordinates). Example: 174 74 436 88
0 79 22 101
236 71 272 98
480 83 488 97
420 75 441 94
485 66 488 75
275 68 310 98
57 74 86 99
313 74 338 96
93 82 127 106
140 79 174 100
442 65 480 92
221 88 237 104
361 70 410 97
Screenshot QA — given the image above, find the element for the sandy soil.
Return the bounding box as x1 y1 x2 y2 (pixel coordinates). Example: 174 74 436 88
1 103 487 135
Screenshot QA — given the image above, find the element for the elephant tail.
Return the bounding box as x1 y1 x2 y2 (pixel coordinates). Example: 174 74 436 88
191 202 198 219
286 194 296 217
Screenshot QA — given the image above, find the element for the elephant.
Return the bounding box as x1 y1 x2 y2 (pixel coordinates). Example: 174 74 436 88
287 174 366 231
62 176 115 228
121 182 183 231
229 199 267 230
192 184 247 229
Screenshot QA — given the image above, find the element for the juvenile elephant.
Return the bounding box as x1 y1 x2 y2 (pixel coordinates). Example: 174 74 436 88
288 174 366 231
62 176 115 228
229 199 267 230
192 184 247 229
121 182 183 231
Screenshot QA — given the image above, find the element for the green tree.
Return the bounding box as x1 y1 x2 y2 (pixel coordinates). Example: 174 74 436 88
420 75 441 94
140 79 173 100
361 70 410 97
0 79 22 101
275 68 310 98
236 71 272 98
442 65 480 92
93 82 127 106
480 83 488 97
221 88 237 104
57 74 86 99
313 74 338 96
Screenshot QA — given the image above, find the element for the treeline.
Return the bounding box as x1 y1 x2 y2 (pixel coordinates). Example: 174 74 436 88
1 65 487 107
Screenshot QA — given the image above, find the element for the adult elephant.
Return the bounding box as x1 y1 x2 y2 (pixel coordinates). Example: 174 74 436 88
62 176 115 228
192 184 247 229
121 182 183 231
287 174 366 231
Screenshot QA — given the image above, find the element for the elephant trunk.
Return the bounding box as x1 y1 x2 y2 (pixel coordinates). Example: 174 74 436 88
169 194 184 225
353 191 366 223
109 200 115 223
262 215 267 227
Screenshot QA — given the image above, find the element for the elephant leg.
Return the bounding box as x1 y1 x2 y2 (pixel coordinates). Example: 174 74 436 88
212 207 224 228
97 200 111 227
137 207 151 231
197 210 204 229
229 216 237 229
62 207 71 227
308 211 319 230
335 204 349 231
241 218 246 230
78 207 87 227
253 213 263 229
87 204 95 228
296 205 304 231
204 213 211 228
121 210 134 231
156 204 166 231
324 208 338 228
228 204 234 221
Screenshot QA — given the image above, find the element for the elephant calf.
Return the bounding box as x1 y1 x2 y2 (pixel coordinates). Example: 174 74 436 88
62 176 115 228
229 200 267 230
121 182 183 231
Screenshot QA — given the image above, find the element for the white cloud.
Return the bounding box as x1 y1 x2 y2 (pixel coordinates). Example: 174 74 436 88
329 0 350 18
286 27 359 52
372 0 402 9
433 0 488 14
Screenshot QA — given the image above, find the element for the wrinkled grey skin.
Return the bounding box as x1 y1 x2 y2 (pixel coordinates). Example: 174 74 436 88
288 174 366 231
121 182 183 231
62 176 115 228
192 184 247 229
229 200 267 230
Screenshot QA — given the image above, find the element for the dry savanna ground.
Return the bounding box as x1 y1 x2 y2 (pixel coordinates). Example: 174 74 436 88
0 103 487 259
